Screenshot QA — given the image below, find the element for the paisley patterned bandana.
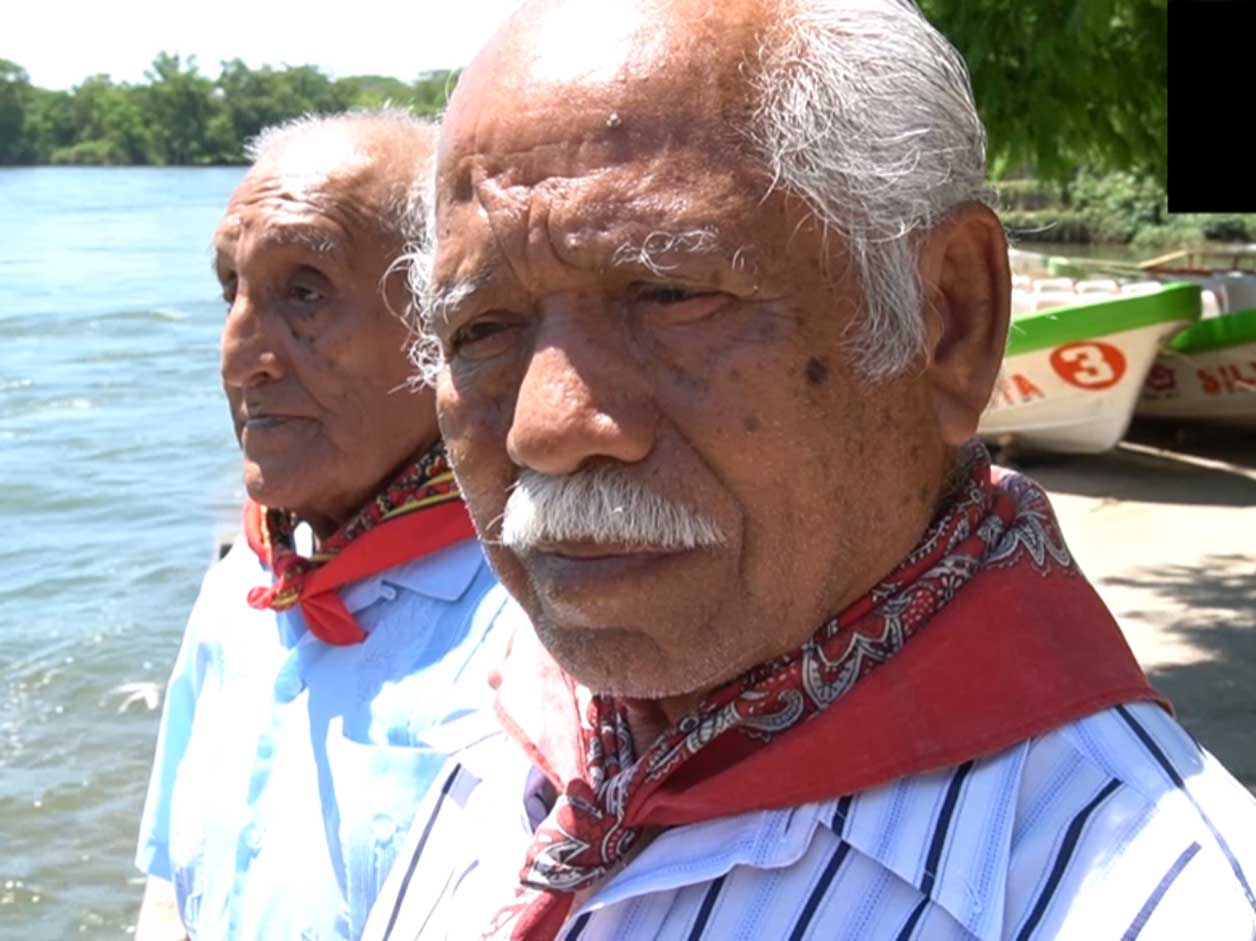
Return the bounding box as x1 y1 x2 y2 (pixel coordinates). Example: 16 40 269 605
489 442 1165 941
243 441 476 645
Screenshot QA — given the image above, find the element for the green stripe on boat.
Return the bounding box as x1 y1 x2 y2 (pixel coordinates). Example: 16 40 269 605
1006 282 1201 357
1169 307 1256 354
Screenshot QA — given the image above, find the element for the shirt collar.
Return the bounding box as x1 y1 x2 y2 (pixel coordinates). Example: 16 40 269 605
566 739 1028 941
837 740 1029 941
571 802 826 921
338 537 485 614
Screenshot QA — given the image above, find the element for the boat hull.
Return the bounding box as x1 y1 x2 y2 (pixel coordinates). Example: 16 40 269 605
1137 309 1256 427
979 283 1202 453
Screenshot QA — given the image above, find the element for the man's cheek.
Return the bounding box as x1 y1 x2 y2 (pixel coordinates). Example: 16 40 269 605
440 378 516 456
224 395 246 445
441 423 507 532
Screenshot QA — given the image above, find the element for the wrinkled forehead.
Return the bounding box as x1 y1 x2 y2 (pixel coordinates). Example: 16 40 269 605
434 0 772 273
460 0 762 95
214 145 401 255
441 0 763 172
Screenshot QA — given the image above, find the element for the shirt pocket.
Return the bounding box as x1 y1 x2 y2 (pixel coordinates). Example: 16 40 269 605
326 731 450 937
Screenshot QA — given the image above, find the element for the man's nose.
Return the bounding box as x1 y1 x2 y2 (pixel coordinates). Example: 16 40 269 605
220 293 284 388
506 315 657 476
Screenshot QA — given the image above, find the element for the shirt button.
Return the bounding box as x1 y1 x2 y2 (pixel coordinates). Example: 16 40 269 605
379 584 398 602
245 823 264 855
256 734 275 761
372 814 396 844
273 668 305 703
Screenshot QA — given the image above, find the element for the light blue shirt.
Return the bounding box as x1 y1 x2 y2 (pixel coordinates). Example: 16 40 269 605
136 534 510 940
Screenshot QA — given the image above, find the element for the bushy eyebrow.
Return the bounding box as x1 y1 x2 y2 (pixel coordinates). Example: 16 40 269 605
211 219 347 268
609 226 729 275
425 226 741 333
426 272 493 333
255 224 345 257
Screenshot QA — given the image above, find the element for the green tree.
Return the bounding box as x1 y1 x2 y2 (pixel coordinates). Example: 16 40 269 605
334 74 416 111
921 0 1167 182
214 59 348 160
63 75 153 164
22 87 76 163
0 59 31 163
412 70 459 116
141 52 217 164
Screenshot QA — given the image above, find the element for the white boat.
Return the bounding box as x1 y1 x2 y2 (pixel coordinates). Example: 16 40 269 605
979 283 1202 453
1010 246 1256 314
1136 308 1256 428
1136 247 1256 313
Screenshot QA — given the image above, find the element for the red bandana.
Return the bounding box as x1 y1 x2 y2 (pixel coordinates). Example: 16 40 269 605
489 444 1166 941
242 442 477 645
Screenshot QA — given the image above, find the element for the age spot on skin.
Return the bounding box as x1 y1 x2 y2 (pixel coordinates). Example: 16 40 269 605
805 356 829 386
743 414 761 432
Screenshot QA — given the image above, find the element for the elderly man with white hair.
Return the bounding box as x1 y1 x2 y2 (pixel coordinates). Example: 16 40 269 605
365 2 1256 939
133 111 511 941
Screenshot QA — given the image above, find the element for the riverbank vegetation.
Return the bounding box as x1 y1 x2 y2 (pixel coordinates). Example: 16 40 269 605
3 1 1200 249
997 172 1256 250
0 55 455 166
1 0 1166 173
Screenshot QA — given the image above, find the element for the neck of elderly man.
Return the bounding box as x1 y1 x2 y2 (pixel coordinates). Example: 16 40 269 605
427 0 1008 750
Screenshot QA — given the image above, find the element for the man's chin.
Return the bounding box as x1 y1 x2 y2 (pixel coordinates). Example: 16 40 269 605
531 618 723 702
242 465 303 513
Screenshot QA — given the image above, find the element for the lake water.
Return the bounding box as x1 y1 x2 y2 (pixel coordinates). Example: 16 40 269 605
0 167 247 939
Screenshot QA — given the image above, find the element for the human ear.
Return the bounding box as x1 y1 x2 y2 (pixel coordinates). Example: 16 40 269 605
915 204 1010 446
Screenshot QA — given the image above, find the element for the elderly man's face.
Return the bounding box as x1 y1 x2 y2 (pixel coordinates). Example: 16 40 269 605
216 128 433 534
432 0 963 699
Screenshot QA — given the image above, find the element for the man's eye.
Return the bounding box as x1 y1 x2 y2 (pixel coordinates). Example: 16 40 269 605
292 284 325 304
286 266 332 309
449 317 520 358
630 283 729 323
635 285 708 305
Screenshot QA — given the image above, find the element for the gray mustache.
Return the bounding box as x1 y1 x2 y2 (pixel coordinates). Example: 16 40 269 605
499 465 726 551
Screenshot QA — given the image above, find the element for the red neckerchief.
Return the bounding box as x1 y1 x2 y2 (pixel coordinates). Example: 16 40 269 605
489 443 1167 940
242 441 476 645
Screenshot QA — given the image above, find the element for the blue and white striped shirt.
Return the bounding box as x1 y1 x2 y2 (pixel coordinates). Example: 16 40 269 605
364 702 1256 940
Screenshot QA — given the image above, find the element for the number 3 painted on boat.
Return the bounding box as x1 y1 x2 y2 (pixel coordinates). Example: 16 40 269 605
1049 341 1127 390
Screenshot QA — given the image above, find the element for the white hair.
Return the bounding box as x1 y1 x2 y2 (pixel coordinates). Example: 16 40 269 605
402 181 442 386
748 0 993 379
405 0 993 384
244 108 436 245
610 227 723 276
498 464 726 552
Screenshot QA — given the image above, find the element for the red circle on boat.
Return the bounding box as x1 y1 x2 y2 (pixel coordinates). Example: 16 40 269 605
1049 341 1127 390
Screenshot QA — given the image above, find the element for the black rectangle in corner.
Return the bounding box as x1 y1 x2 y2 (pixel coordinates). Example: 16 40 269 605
1168 2 1256 212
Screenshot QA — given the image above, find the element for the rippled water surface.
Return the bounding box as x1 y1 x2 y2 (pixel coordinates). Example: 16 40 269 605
1 167 246 938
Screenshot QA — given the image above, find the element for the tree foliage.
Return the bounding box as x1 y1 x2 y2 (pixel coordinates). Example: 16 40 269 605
0 59 30 163
0 54 459 166
0 1 1166 179
920 0 1167 182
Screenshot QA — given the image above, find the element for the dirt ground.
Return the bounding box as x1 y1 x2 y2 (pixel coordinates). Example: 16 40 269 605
1014 420 1256 792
